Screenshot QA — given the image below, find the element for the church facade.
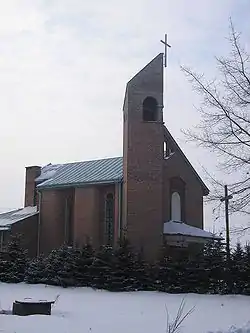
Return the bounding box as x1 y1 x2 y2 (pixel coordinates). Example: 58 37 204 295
19 53 217 260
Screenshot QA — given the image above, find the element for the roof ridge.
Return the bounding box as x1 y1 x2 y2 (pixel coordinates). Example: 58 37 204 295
0 208 22 216
37 156 123 190
46 156 123 168
163 126 209 195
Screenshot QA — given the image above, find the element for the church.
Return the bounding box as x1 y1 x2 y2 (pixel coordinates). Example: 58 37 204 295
0 53 220 259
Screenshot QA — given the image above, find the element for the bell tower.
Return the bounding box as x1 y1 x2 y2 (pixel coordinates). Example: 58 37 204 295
122 53 164 259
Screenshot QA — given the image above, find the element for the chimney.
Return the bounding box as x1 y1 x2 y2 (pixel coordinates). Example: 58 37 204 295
24 166 41 207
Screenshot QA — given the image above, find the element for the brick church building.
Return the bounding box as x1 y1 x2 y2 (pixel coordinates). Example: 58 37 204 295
0 53 220 259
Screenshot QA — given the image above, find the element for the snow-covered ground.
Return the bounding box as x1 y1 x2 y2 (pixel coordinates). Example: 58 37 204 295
0 283 250 333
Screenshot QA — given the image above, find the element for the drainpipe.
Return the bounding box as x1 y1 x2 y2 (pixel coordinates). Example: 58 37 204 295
118 181 122 240
0 231 3 251
64 198 68 245
37 191 42 257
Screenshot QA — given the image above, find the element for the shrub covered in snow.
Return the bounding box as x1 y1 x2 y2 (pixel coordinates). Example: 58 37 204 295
0 234 28 283
25 245 95 288
3 235 250 295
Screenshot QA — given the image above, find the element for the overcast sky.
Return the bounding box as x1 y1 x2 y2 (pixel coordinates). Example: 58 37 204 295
0 0 249 237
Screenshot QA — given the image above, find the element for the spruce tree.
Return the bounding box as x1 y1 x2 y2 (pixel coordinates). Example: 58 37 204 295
111 238 140 292
185 250 205 294
170 255 188 293
56 247 80 287
203 239 226 294
230 242 245 294
243 243 250 295
25 255 46 284
89 245 114 290
45 245 83 287
74 244 95 287
41 246 72 286
25 245 94 288
134 249 153 291
198 241 213 293
2 234 28 283
154 244 188 294
154 244 175 293
0 250 8 282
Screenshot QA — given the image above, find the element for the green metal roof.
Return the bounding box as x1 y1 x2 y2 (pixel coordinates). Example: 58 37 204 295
37 157 123 189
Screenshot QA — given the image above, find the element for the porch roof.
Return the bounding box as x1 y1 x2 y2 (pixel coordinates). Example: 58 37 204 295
163 220 222 240
0 206 38 231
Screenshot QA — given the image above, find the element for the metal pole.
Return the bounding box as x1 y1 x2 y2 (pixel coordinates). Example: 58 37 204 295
164 34 167 67
224 185 230 261
37 191 42 257
0 231 3 251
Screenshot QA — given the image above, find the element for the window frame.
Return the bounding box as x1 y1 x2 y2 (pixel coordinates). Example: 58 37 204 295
169 177 186 222
104 193 115 246
142 96 158 122
171 191 182 221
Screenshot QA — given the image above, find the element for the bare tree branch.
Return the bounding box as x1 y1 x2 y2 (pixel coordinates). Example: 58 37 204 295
181 19 250 222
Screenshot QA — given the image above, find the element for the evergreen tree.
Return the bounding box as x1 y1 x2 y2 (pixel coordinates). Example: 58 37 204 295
1 235 28 283
242 243 250 295
203 240 227 294
110 238 141 292
134 249 154 291
169 256 188 293
0 250 8 282
43 245 81 287
153 244 175 293
89 245 114 290
74 244 95 287
185 250 205 294
25 244 94 288
230 242 245 294
25 255 46 284
56 247 81 287
154 244 188 294
197 241 213 293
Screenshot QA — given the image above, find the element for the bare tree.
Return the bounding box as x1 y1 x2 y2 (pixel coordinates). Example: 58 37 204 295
181 19 250 218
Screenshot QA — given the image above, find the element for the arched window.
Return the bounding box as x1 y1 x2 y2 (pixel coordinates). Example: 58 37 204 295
169 177 186 221
171 192 181 221
105 193 114 246
143 96 158 121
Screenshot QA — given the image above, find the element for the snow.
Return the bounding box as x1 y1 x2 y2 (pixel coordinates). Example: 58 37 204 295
0 283 250 333
0 206 38 229
15 298 55 304
35 164 62 183
12 206 37 216
163 220 222 240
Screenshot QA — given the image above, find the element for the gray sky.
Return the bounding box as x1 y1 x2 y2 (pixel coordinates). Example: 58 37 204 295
0 0 249 238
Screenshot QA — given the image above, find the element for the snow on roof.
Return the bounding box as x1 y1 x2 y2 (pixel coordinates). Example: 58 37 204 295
15 298 55 304
0 206 38 230
163 220 222 240
0 226 9 231
35 164 62 183
37 157 123 189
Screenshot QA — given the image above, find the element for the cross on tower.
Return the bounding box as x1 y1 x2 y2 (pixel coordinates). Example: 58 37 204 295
160 34 171 67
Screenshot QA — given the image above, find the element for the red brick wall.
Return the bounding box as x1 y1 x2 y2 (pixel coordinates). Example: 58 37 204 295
39 189 74 255
122 54 206 260
24 166 41 207
10 214 38 258
38 184 120 254
163 152 204 229
74 186 99 248
123 54 164 260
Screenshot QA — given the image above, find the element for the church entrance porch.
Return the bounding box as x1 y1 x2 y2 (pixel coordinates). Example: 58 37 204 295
163 220 223 258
